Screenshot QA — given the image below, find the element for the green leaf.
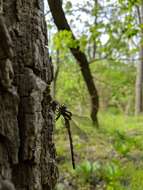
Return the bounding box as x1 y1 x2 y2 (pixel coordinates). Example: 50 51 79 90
65 1 72 10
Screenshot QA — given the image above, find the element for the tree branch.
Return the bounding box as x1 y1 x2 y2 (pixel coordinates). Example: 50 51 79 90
47 0 99 126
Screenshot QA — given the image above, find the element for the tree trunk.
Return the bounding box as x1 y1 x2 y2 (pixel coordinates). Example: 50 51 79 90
135 48 143 115
135 1 143 115
47 0 99 126
92 0 98 60
0 1 58 190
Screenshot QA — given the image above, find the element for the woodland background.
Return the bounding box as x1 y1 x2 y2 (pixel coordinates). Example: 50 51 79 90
46 0 143 190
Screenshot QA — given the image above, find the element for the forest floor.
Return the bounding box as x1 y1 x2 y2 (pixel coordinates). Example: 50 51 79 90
54 113 143 190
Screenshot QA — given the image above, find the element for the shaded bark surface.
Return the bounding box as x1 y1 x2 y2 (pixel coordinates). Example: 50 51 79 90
48 0 99 126
0 0 58 189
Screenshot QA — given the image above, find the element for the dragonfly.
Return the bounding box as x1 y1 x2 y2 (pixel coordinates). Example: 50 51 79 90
52 101 89 169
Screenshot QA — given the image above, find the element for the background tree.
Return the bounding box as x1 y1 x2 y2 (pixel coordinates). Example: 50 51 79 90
135 0 143 115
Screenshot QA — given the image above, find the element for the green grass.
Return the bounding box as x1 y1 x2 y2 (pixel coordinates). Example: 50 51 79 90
55 112 143 190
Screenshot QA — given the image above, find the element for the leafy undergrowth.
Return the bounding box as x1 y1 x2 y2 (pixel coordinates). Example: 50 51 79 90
54 113 143 190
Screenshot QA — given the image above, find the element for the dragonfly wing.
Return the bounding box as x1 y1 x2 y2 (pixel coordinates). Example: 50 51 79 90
72 113 90 120
70 119 88 141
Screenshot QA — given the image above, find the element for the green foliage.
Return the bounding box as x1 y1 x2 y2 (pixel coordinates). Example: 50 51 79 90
121 162 143 190
79 34 88 52
56 57 88 111
102 161 122 182
48 1 143 188
49 0 138 116
75 160 93 183
55 111 143 190
53 30 78 50
47 0 143 189
75 160 124 189
53 30 88 54
112 131 133 156
55 52 135 115
65 1 72 11
91 60 135 113
129 170 143 190
118 0 141 8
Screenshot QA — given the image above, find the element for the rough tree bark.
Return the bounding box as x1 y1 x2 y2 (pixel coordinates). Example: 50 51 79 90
51 50 60 98
48 0 99 126
135 1 143 115
0 0 58 190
